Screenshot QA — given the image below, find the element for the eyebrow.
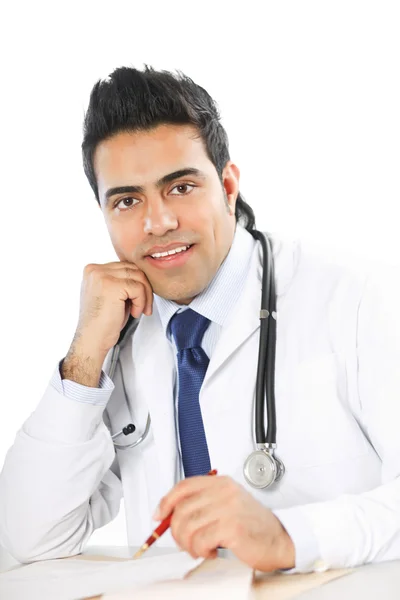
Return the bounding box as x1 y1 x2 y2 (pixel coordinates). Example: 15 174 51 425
104 168 206 205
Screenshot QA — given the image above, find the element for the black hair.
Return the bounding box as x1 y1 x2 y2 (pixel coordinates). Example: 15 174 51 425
82 66 255 231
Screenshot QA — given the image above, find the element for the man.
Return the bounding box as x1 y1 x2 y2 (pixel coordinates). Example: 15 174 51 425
0 66 399 572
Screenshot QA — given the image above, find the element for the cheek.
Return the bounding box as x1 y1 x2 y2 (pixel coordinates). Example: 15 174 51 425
181 198 222 234
106 220 138 260
200 203 231 245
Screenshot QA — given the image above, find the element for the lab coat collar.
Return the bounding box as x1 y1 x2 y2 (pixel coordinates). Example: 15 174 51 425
265 232 300 298
202 231 301 384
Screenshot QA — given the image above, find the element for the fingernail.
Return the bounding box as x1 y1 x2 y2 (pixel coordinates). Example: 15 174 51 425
153 507 161 520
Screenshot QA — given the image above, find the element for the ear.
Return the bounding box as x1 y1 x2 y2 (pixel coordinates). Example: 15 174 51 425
222 161 240 215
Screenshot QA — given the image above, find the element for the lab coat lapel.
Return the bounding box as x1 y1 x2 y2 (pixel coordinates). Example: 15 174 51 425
203 233 299 384
131 306 177 493
204 242 263 384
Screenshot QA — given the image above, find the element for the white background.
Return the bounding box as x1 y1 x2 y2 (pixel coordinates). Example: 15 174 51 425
0 1 399 546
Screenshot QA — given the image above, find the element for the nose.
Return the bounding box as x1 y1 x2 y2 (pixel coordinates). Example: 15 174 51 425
143 196 178 236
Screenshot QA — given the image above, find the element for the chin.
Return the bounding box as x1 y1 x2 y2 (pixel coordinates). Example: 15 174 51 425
153 279 206 304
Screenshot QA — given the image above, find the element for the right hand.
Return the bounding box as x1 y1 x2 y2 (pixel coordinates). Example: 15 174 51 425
75 261 153 356
63 262 153 386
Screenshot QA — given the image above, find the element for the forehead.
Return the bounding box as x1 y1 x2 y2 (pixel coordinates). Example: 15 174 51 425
94 124 212 193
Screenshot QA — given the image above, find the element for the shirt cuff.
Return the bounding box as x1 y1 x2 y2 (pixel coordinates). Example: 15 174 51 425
273 506 327 573
51 359 114 407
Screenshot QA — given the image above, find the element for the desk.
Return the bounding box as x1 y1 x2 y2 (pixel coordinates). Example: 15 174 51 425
2 544 400 599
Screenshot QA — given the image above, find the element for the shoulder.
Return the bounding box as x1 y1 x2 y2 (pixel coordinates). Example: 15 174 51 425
268 232 380 306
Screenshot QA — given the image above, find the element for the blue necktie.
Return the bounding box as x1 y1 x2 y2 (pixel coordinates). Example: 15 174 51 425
169 309 212 477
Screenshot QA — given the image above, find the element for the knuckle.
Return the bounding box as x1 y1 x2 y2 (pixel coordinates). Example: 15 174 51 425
99 274 114 288
173 479 188 497
83 263 97 277
220 475 236 492
131 267 144 279
124 267 136 280
84 265 109 285
128 278 144 292
220 475 231 485
178 478 189 491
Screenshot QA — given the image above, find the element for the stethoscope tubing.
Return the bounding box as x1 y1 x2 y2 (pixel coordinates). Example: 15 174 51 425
109 230 277 452
249 230 277 445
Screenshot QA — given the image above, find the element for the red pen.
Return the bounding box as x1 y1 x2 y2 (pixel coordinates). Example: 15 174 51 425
133 469 218 559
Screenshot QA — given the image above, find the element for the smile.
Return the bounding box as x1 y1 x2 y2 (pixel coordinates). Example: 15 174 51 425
150 245 191 259
145 245 194 269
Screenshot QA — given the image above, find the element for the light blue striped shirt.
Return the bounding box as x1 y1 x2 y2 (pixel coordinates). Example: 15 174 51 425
51 224 256 403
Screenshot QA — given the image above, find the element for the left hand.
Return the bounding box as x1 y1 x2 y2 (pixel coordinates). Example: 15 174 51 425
153 475 295 572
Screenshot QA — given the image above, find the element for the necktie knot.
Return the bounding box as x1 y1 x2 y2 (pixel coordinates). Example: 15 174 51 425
169 309 211 351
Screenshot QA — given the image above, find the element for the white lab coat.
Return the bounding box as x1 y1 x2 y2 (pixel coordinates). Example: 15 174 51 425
1 235 400 572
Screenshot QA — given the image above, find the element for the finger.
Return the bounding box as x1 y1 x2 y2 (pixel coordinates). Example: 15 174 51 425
155 475 223 521
115 266 153 316
124 279 147 318
126 276 153 317
172 495 222 554
108 268 152 317
188 520 221 559
87 262 154 316
130 271 153 316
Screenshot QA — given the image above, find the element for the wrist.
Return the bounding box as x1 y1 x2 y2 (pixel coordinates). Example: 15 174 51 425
62 343 107 388
275 522 296 570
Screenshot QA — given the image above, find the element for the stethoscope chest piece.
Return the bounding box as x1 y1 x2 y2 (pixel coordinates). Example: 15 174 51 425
243 448 285 489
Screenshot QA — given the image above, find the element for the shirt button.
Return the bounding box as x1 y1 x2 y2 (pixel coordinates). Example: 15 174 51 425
313 559 329 572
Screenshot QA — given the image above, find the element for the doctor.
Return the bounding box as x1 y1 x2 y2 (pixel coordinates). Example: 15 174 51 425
1 65 400 573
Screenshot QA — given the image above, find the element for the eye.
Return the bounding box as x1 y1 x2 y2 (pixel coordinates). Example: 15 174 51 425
170 183 195 195
114 196 139 211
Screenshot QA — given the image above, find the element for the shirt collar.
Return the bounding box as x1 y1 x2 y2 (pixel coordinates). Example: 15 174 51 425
154 224 256 337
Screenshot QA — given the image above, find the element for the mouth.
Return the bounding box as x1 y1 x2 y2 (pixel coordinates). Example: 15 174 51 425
145 244 194 269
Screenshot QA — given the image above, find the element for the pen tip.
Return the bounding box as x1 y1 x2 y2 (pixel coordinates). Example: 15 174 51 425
132 543 149 560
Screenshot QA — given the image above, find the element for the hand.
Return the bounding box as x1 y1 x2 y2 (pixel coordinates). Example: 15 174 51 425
75 261 153 352
154 475 295 572
62 262 153 386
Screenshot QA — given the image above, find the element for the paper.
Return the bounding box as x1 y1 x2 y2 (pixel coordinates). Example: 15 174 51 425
103 557 253 599
0 552 203 600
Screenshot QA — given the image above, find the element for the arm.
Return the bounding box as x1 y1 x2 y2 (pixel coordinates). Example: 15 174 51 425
0 362 120 563
0 260 153 563
152 264 400 572
274 264 400 571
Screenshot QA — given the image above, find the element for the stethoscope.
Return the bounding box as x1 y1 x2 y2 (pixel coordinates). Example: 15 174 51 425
108 230 285 490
